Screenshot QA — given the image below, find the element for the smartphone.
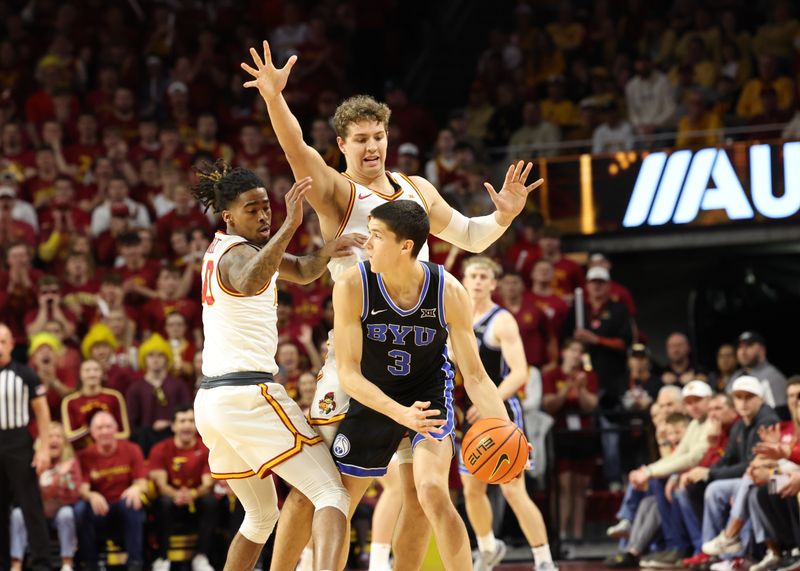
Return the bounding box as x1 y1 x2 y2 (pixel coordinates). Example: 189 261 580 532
768 473 790 494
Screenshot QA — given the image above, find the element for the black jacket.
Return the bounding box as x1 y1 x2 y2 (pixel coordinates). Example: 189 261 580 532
709 403 779 481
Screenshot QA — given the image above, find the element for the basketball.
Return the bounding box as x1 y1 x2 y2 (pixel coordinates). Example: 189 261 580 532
461 417 529 484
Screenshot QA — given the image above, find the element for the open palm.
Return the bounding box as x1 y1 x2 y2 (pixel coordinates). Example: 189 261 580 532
240 40 297 101
484 161 543 225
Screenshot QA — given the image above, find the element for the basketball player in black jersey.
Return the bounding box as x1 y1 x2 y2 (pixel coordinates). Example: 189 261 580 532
332 201 511 570
459 257 557 571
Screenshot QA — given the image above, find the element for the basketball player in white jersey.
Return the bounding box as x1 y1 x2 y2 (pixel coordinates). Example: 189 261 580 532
459 257 557 571
190 161 363 571
241 40 542 571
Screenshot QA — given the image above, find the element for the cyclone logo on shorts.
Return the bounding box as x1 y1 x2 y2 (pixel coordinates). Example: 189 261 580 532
332 434 350 458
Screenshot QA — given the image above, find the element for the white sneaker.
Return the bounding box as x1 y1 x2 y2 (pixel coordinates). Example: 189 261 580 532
703 531 743 556
606 519 632 539
536 562 559 571
709 558 751 570
152 558 171 571
751 550 781 571
60 566 74 571
476 539 507 571
192 553 214 571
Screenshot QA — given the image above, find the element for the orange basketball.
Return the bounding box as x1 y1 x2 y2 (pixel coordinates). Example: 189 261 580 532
461 417 529 484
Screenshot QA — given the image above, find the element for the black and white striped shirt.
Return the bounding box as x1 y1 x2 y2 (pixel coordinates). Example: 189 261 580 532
0 362 45 431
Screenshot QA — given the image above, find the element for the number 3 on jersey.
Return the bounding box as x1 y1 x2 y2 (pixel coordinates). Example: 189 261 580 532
388 349 411 376
201 260 215 305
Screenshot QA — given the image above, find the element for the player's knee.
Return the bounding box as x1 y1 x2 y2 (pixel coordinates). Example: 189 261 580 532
306 480 350 516
239 505 280 544
415 478 449 510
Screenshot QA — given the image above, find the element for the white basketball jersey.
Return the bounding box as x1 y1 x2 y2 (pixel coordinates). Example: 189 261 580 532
200 231 279 377
327 171 430 282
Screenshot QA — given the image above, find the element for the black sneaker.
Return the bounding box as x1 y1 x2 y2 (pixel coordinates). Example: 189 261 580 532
642 548 691 568
604 552 640 568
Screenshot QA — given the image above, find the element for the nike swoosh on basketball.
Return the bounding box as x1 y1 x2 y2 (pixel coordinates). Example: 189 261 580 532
358 193 371 199
489 453 510 479
370 309 388 315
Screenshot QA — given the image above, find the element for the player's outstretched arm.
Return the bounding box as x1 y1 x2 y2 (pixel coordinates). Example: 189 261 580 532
219 178 309 296
492 312 530 401
333 268 445 439
241 41 343 214
279 233 367 284
444 274 510 421
414 161 543 252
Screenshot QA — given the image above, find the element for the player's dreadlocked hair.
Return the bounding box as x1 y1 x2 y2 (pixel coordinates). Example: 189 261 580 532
191 159 266 213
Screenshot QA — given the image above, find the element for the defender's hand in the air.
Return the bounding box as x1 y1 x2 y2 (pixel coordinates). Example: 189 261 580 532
283 177 312 231
486 161 543 226
396 400 446 441
241 40 297 101
320 233 368 259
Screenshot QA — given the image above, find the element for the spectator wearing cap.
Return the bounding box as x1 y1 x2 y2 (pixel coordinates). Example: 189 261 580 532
0 184 36 250
587 252 636 318
74 411 147 571
536 225 584 302
709 343 738 393
625 53 676 139
622 343 660 410
90 177 150 238
81 322 136 394
591 101 635 153
540 75 580 129
628 382 715 567
564 265 632 488
506 101 560 161
28 332 77 421
677 377 779 562
164 83 194 142
62 359 130 450
661 332 709 388
148 405 216 571
728 331 787 415
126 334 190 455
394 142 421 175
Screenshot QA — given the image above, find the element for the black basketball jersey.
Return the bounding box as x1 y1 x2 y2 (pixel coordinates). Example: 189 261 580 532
473 304 509 387
358 260 453 401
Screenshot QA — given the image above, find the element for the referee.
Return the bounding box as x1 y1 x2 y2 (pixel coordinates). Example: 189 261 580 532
0 323 52 571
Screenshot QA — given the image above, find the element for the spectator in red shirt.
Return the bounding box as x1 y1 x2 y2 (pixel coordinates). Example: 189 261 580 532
536 225 584 302
187 113 233 163
64 113 104 181
148 406 216 571
129 120 161 166
155 181 212 249
74 411 147 571
491 267 557 371
542 339 599 542
234 123 269 170
61 359 130 449
80 322 136 394
131 156 161 214
504 214 543 285
530 258 570 335
61 251 99 329
38 175 91 266
1 122 34 176
126 334 190 455
0 186 36 250
164 311 197 390
9 422 82 571
141 265 201 343
28 332 77 421
86 65 119 118
0 242 42 348
24 274 78 340
102 88 139 143
25 147 61 209
116 231 160 306
156 123 191 173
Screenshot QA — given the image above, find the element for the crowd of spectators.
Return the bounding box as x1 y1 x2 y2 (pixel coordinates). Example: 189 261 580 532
2 0 800 569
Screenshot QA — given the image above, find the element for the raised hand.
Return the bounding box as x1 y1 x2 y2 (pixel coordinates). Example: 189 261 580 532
320 233 368 259
484 161 543 225
283 177 312 231
241 40 297 102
